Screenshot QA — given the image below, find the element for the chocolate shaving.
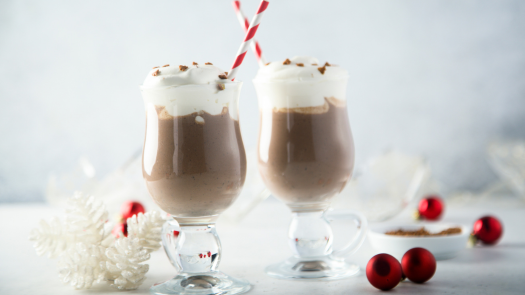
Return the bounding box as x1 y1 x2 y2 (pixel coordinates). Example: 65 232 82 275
179 65 188 71
218 73 228 79
205 62 213 65
152 66 159 69
385 227 462 237
283 58 291 65
217 83 225 91
152 69 160 76
162 64 169 67
324 62 331 67
193 62 198 65
296 63 304 67
318 66 326 75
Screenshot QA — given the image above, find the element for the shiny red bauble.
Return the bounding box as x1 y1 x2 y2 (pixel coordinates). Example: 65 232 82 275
112 223 128 238
366 253 403 291
418 196 444 220
401 247 436 283
121 201 145 221
473 216 503 245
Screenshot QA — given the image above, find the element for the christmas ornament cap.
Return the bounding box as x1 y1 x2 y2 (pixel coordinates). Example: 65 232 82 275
112 223 128 238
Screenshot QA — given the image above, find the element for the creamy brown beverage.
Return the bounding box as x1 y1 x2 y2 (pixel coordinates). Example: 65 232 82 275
258 98 353 211
142 63 253 295
141 63 246 224
255 56 354 212
255 57 366 282
143 107 246 223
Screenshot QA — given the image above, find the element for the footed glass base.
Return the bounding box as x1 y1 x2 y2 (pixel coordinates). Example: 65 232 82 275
150 271 251 295
265 256 360 280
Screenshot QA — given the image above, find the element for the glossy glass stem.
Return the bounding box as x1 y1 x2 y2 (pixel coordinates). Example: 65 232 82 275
162 220 222 274
288 211 333 258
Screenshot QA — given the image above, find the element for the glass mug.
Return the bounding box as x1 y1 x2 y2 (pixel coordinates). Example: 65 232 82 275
141 82 251 294
254 76 368 280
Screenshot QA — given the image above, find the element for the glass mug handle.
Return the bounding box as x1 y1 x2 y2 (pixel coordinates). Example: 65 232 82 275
324 209 368 258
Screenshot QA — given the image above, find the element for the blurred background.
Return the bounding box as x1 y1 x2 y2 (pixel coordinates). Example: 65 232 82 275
1 0 525 203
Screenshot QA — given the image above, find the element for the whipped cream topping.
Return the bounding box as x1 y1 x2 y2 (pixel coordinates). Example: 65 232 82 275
253 56 348 110
254 56 348 82
140 63 241 119
142 63 227 88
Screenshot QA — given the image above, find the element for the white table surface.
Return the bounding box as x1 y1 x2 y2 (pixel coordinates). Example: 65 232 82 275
1 198 525 295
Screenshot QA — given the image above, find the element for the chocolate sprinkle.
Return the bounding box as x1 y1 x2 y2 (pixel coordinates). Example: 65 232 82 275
179 65 188 71
152 69 160 76
296 63 304 67
318 66 326 75
205 62 213 65
283 58 291 65
162 64 169 67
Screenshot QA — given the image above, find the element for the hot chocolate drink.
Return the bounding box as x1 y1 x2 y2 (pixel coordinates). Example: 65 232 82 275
141 63 246 224
254 57 366 281
141 63 252 294
257 97 353 211
143 106 246 223
255 56 354 212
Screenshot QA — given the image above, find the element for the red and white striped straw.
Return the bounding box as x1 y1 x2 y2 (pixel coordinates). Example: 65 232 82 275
232 1 266 67
227 0 269 81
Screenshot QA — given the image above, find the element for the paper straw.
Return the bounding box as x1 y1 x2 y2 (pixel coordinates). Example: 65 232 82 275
232 1 266 67
227 0 269 81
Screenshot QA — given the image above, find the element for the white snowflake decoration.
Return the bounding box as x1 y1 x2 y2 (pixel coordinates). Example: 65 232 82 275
65 192 109 245
126 211 165 252
29 217 69 258
106 237 150 290
58 242 107 289
29 191 165 291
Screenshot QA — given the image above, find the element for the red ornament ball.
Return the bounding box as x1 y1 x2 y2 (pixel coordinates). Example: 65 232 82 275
112 223 128 238
401 247 436 283
473 216 503 245
366 253 403 291
418 196 444 220
121 201 145 221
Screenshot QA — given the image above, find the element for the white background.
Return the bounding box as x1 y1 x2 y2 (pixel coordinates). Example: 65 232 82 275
1 0 525 202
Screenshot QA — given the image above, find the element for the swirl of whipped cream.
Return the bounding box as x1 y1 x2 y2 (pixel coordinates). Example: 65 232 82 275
253 56 348 110
140 63 241 119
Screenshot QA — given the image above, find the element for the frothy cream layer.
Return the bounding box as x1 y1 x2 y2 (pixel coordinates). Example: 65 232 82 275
253 56 348 110
143 63 226 87
141 63 241 119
